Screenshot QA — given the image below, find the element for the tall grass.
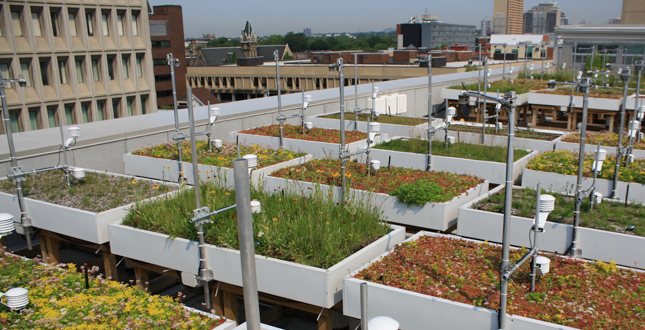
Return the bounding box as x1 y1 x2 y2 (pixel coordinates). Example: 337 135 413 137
123 183 390 268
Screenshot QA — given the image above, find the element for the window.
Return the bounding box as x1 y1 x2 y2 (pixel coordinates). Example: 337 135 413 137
101 13 109 36
12 11 23 37
116 13 124 36
91 58 100 81
81 104 90 123
152 58 166 66
85 11 94 36
0 63 12 89
20 61 31 87
131 12 138 36
126 98 133 116
97 102 105 120
39 60 50 86
156 90 172 98
121 56 129 79
107 57 114 80
136 56 143 77
151 40 170 48
64 106 75 125
140 95 147 114
68 11 77 36
75 59 84 83
112 99 120 118
29 109 40 130
47 108 58 127
58 59 67 84
155 74 171 82
31 10 42 37
10 111 21 133
50 9 60 37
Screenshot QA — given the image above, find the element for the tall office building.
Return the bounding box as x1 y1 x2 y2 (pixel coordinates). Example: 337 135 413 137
493 0 524 34
523 2 565 34
481 17 493 36
149 5 186 107
622 0 645 24
399 15 477 49
0 0 156 133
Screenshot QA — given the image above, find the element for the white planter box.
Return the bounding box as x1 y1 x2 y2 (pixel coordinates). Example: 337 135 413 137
307 112 429 138
229 131 385 159
521 168 645 204
232 323 283 330
369 137 537 185
343 232 579 330
441 88 530 105
108 222 405 308
263 176 488 231
183 306 238 330
529 92 621 111
434 123 565 152
124 153 313 187
554 140 645 159
0 170 180 244
458 184 645 269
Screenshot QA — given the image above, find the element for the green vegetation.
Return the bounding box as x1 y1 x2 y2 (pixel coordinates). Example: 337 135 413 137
207 37 241 48
159 105 175 110
374 138 530 163
257 32 395 53
448 125 561 141
321 112 427 126
391 181 451 206
123 183 390 268
473 187 645 237
0 170 174 213
449 81 532 94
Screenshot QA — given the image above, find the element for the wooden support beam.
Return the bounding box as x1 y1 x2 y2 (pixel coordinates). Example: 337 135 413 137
134 266 149 291
317 310 333 330
126 258 180 279
218 282 324 316
38 234 60 264
609 115 615 133
102 250 118 281
38 232 49 262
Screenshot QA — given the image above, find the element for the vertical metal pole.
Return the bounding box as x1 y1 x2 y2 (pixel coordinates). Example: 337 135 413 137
188 87 211 310
169 53 184 183
275 51 284 149
58 120 70 187
572 43 577 82
302 90 306 135
590 45 596 71
502 44 507 80
530 183 541 292
233 158 261 330
355 53 359 131
524 45 529 84
557 44 562 73
571 79 590 256
360 282 369 330
611 73 630 198
338 60 347 205
483 59 488 140
427 55 433 171
499 92 516 330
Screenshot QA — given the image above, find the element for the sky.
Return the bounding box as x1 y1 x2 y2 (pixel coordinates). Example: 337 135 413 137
147 0 623 39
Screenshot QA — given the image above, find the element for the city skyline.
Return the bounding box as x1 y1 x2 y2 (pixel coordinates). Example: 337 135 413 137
148 0 621 38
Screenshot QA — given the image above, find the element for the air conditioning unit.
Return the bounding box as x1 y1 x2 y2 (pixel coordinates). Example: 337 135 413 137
386 96 398 115
374 97 387 114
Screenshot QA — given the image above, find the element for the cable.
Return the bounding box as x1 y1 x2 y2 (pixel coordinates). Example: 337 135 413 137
528 227 534 249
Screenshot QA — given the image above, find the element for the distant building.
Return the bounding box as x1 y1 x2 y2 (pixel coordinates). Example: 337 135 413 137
489 35 551 59
481 17 493 36
202 33 216 40
398 15 477 49
303 28 312 37
149 5 187 107
622 0 645 24
523 2 565 34
493 0 524 34
608 18 622 24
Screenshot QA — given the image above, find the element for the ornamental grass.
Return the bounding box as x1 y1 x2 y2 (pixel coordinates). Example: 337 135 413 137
447 125 561 141
473 188 645 237
239 124 367 144
0 171 175 213
123 183 389 269
373 138 530 163
321 113 427 126
526 150 645 184
0 247 224 329
355 235 645 329
563 131 645 150
132 140 305 169
271 159 483 205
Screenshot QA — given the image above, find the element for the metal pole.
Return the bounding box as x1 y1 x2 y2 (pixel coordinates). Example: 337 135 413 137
524 45 529 84
427 55 433 171
483 59 488 141
188 87 211 310
302 90 306 135
611 72 630 198
590 45 596 72
557 44 562 73
168 54 184 183
233 158 261 330
502 44 507 81
572 43 577 82
360 282 369 330
339 60 347 205
498 91 516 330
58 120 70 186
571 79 590 256
275 51 284 149
355 53 359 132
530 183 541 292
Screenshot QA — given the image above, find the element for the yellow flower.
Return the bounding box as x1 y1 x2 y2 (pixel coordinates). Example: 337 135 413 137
210 190 215 194
345 173 352 178
225 192 231 195
332 172 340 177
316 170 324 173
166 167 171 169
265 226 269 230
131 180 138 184
272 218 278 221
153 185 159 189
326 222 329 225
279 198 282 201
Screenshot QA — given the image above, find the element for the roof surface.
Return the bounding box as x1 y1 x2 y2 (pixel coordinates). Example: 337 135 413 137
196 45 287 66
490 34 547 45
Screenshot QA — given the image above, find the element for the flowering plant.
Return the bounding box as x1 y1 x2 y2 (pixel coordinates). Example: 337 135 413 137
563 131 645 150
239 124 367 144
355 235 645 329
321 113 427 126
526 150 645 184
0 247 223 329
133 140 305 169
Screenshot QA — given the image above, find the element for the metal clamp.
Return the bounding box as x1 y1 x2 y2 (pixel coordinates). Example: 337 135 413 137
172 132 187 142
191 206 211 226
10 166 25 183
196 269 214 282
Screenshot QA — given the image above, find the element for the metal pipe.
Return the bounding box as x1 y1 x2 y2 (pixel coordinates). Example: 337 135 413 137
233 158 261 330
58 120 70 187
502 44 507 81
275 51 284 149
302 90 306 135
502 248 538 280
611 72 631 198
524 44 529 84
427 55 433 171
335 59 347 205
530 183 541 292
571 78 590 256
168 53 184 183
188 87 211 310
572 43 577 81
482 58 488 144
355 53 359 132
360 282 368 330
590 45 596 72
6 165 67 178
589 142 601 212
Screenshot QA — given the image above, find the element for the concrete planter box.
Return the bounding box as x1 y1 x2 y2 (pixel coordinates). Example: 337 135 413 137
232 323 283 330
307 112 429 138
521 168 645 204
108 222 405 308
529 92 621 111
434 123 565 151
441 88 530 105
343 232 578 330
183 306 238 330
229 131 385 159
0 170 180 244
124 153 313 187
263 176 488 231
458 184 645 269
369 137 537 185
554 140 645 159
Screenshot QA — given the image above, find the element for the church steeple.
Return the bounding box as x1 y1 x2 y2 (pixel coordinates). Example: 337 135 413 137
241 21 257 58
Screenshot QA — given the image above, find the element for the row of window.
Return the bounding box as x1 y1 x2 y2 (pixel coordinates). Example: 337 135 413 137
8 95 148 133
0 53 146 89
0 4 140 41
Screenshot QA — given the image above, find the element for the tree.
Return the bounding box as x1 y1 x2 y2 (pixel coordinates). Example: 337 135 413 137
284 32 308 52
231 53 238 64
261 34 286 45
309 38 331 51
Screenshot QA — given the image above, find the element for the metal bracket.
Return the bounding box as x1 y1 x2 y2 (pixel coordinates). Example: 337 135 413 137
196 269 214 282
11 166 25 183
573 248 583 258
190 206 211 226
172 132 187 142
